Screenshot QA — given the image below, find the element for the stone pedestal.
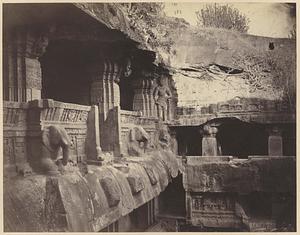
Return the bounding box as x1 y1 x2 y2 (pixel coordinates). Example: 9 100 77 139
202 125 218 156
268 127 283 156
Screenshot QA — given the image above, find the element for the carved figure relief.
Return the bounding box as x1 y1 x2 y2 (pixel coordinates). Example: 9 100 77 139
41 125 72 174
124 58 132 78
153 76 172 121
158 126 171 150
127 125 152 156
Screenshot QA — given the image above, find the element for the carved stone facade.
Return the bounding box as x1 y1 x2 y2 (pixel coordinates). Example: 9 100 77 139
188 193 241 229
3 3 296 233
3 102 29 177
3 28 48 102
132 69 178 122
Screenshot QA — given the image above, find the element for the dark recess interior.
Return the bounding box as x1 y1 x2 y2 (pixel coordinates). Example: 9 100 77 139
40 40 135 110
175 119 296 158
176 126 202 156
159 174 186 218
217 120 269 158
40 40 94 105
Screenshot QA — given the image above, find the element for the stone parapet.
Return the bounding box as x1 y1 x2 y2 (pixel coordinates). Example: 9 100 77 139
4 151 179 232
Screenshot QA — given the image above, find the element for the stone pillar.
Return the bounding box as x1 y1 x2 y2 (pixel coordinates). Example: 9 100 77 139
86 105 103 165
3 28 48 102
149 80 156 117
89 59 123 156
24 31 48 101
202 124 218 156
133 79 146 115
90 60 121 119
144 79 151 116
185 191 192 224
268 126 283 156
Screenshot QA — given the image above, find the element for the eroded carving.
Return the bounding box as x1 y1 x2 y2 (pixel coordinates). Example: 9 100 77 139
143 165 158 185
127 125 152 156
158 126 171 150
127 175 145 194
153 76 172 121
100 177 121 207
41 125 72 174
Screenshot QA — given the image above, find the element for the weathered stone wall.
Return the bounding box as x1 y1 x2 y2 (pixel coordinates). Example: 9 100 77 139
3 101 29 176
183 156 296 231
4 152 179 232
3 27 47 102
27 99 91 168
174 97 295 126
3 99 92 176
183 156 295 193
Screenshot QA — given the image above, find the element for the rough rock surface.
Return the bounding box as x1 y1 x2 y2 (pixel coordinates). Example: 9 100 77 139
75 3 296 110
4 151 179 232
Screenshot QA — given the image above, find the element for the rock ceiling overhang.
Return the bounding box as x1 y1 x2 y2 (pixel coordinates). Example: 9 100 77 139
74 4 153 51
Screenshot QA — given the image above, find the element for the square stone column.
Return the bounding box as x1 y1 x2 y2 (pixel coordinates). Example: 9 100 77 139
202 124 219 156
88 59 124 157
3 29 48 102
268 126 283 156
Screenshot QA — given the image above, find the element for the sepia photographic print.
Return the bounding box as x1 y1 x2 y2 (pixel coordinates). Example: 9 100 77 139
2 1 297 233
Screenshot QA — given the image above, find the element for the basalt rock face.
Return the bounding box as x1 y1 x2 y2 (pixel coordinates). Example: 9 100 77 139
170 28 296 109
75 3 189 64
4 152 179 232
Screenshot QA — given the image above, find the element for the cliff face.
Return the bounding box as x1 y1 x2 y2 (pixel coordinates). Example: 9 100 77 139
168 27 296 108
75 3 296 109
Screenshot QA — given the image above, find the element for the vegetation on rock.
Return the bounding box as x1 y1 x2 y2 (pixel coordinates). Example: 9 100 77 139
196 4 250 33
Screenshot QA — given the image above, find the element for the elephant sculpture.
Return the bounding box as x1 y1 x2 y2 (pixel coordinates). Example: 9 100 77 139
41 125 71 174
127 125 153 157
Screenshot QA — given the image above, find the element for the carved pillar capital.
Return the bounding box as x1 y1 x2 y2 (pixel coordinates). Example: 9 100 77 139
267 126 282 136
203 124 218 138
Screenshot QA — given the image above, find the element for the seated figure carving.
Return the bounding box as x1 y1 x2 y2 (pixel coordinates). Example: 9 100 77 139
127 125 153 157
41 125 71 174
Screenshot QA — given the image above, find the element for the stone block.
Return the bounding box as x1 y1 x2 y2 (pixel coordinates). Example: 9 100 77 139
127 176 145 194
100 177 121 207
143 165 158 185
